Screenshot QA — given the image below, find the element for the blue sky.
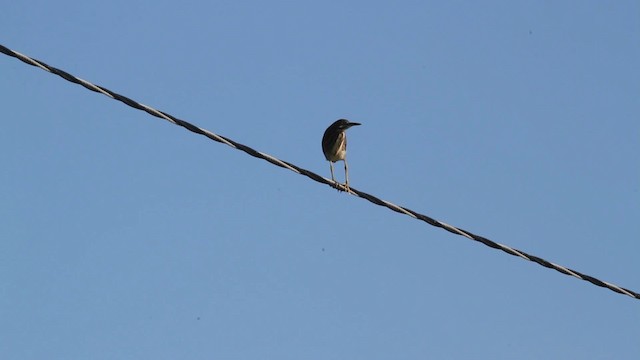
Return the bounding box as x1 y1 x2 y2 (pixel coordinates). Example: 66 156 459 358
1 1 638 359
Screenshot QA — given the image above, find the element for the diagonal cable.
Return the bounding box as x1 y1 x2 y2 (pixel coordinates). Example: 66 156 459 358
1 43 638 300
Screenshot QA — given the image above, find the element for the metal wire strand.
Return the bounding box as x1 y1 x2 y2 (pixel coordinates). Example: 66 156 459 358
1 43 637 300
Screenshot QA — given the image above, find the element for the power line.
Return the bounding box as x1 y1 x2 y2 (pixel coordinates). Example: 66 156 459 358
1 43 638 300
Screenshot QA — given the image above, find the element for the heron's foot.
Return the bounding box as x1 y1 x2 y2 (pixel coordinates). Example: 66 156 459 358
330 180 351 193
330 178 342 192
331 182 348 192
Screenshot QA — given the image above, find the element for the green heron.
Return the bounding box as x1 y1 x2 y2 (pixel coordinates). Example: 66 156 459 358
322 119 361 191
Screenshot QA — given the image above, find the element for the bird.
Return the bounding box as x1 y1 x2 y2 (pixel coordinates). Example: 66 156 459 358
322 119 361 192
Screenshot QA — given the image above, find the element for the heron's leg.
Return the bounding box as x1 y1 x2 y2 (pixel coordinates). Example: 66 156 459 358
330 162 341 191
344 158 350 192
329 162 335 182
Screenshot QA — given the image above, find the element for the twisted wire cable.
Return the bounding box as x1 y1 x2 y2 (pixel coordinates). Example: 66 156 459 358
2 44 637 300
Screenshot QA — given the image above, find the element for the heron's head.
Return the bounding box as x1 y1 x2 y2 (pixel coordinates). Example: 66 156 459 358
332 119 361 131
